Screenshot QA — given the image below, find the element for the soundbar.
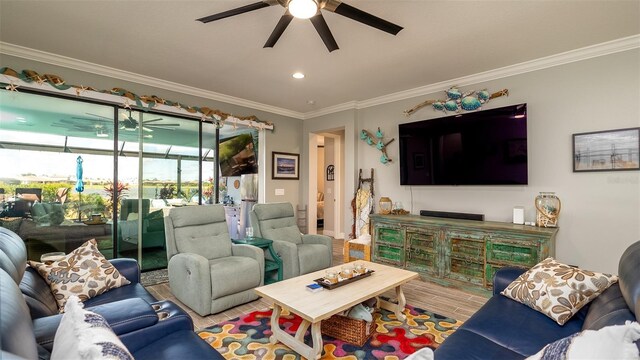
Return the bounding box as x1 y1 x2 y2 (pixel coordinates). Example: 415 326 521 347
419 210 485 221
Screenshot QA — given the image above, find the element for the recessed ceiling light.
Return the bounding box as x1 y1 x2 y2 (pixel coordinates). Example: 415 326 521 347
307 100 315 105
292 72 305 79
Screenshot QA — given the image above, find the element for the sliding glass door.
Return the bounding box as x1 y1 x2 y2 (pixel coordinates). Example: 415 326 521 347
0 91 115 260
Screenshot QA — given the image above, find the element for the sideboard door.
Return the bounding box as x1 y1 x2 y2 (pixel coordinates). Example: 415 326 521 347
372 223 405 267
405 226 441 277
443 229 486 288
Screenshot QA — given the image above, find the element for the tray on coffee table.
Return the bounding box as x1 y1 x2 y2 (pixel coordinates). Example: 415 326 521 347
314 269 375 290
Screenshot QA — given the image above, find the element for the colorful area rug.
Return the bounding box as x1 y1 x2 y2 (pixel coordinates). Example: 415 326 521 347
198 304 462 359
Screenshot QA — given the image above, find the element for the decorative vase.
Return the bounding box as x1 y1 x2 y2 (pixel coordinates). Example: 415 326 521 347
535 192 561 227
379 197 392 214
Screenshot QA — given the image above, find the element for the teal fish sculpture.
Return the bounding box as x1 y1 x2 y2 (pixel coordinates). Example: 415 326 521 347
403 87 509 116
361 127 395 164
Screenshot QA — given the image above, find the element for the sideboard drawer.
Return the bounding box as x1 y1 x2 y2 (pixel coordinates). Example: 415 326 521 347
406 247 438 275
448 257 484 286
376 226 404 245
407 228 438 249
450 237 485 259
374 244 404 266
486 239 539 267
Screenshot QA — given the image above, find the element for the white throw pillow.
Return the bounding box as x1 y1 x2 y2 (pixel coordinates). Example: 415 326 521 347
404 347 434 360
51 296 133 360
526 321 640 360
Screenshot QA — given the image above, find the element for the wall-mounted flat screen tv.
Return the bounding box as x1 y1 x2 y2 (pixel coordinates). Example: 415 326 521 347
399 103 528 185
219 133 257 176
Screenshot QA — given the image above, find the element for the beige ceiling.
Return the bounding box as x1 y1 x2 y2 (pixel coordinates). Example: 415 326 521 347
1 1 638 115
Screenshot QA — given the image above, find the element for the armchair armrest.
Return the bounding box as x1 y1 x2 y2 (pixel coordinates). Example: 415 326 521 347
110 258 140 284
33 298 158 352
493 266 528 295
232 244 264 285
302 234 332 247
302 234 333 267
167 253 212 316
271 240 299 279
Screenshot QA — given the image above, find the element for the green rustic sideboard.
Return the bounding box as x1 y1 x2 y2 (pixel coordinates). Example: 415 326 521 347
370 214 558 295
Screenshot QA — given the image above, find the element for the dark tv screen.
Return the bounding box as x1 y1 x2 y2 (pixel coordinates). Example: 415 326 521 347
219 133 257 176
399 104 528 185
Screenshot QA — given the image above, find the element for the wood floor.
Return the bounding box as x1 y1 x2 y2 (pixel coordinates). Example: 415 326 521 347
146 239 488 331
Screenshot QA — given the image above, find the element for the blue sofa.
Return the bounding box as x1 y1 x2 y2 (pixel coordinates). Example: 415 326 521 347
0 227 223 360
435 240 640 359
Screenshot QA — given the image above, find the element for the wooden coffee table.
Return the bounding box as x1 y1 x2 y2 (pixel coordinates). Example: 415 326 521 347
254 261 419 359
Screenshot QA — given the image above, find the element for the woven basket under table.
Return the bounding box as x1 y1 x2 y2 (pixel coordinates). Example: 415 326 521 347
321 313 376 346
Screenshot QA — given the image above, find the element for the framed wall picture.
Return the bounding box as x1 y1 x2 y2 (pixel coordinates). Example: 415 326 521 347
272 152 300 180
326 165 335 181
573 127 640 172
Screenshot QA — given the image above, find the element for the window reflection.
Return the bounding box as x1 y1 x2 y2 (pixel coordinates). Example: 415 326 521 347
0 91 115 261
0 90 260 271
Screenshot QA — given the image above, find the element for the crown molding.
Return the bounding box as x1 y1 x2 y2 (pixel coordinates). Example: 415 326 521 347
305 34 640 119
0 42 306 120
2 35 638 121
303 101 358 119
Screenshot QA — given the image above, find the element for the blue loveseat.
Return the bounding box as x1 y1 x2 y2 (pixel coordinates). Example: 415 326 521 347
0 227 223 360
435 240 640 359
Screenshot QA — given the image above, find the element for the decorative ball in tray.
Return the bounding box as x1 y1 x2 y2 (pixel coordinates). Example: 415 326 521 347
314 264 375 290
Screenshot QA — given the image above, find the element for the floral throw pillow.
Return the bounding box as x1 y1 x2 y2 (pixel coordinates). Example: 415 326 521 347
501 257 618 325
28 239 131 311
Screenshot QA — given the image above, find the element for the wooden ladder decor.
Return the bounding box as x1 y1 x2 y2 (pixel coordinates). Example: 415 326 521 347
350 168 374 239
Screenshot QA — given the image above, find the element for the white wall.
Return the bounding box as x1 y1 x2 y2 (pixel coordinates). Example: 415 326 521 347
310 49 640 273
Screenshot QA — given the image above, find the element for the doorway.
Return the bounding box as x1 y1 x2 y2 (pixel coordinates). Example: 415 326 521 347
308 130 344 239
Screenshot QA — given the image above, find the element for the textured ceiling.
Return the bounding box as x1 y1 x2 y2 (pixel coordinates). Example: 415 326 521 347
1 0 638 114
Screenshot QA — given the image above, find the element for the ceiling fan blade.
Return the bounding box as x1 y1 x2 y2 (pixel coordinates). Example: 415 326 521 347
142 127 154 133
331 2 403 35
310 13 339 52
71 116 109 122
142 118 164 124
264 12 294 48
197 1 273 23
147 123 180 127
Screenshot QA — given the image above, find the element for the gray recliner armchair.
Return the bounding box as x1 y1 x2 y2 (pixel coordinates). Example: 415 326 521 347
164 205 263 316
250 202 332 280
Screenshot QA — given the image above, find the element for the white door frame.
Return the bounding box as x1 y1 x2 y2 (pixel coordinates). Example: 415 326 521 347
307 131 343 238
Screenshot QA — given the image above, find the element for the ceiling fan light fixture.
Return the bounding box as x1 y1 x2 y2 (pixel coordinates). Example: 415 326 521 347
288 0 318 19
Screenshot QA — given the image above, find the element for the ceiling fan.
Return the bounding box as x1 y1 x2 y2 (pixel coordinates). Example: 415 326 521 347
119 111 180 132
52 119 111 138
197 0 403 52
72 112 181 132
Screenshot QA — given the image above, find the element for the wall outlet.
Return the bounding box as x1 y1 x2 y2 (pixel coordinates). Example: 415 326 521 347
275 188 285 196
